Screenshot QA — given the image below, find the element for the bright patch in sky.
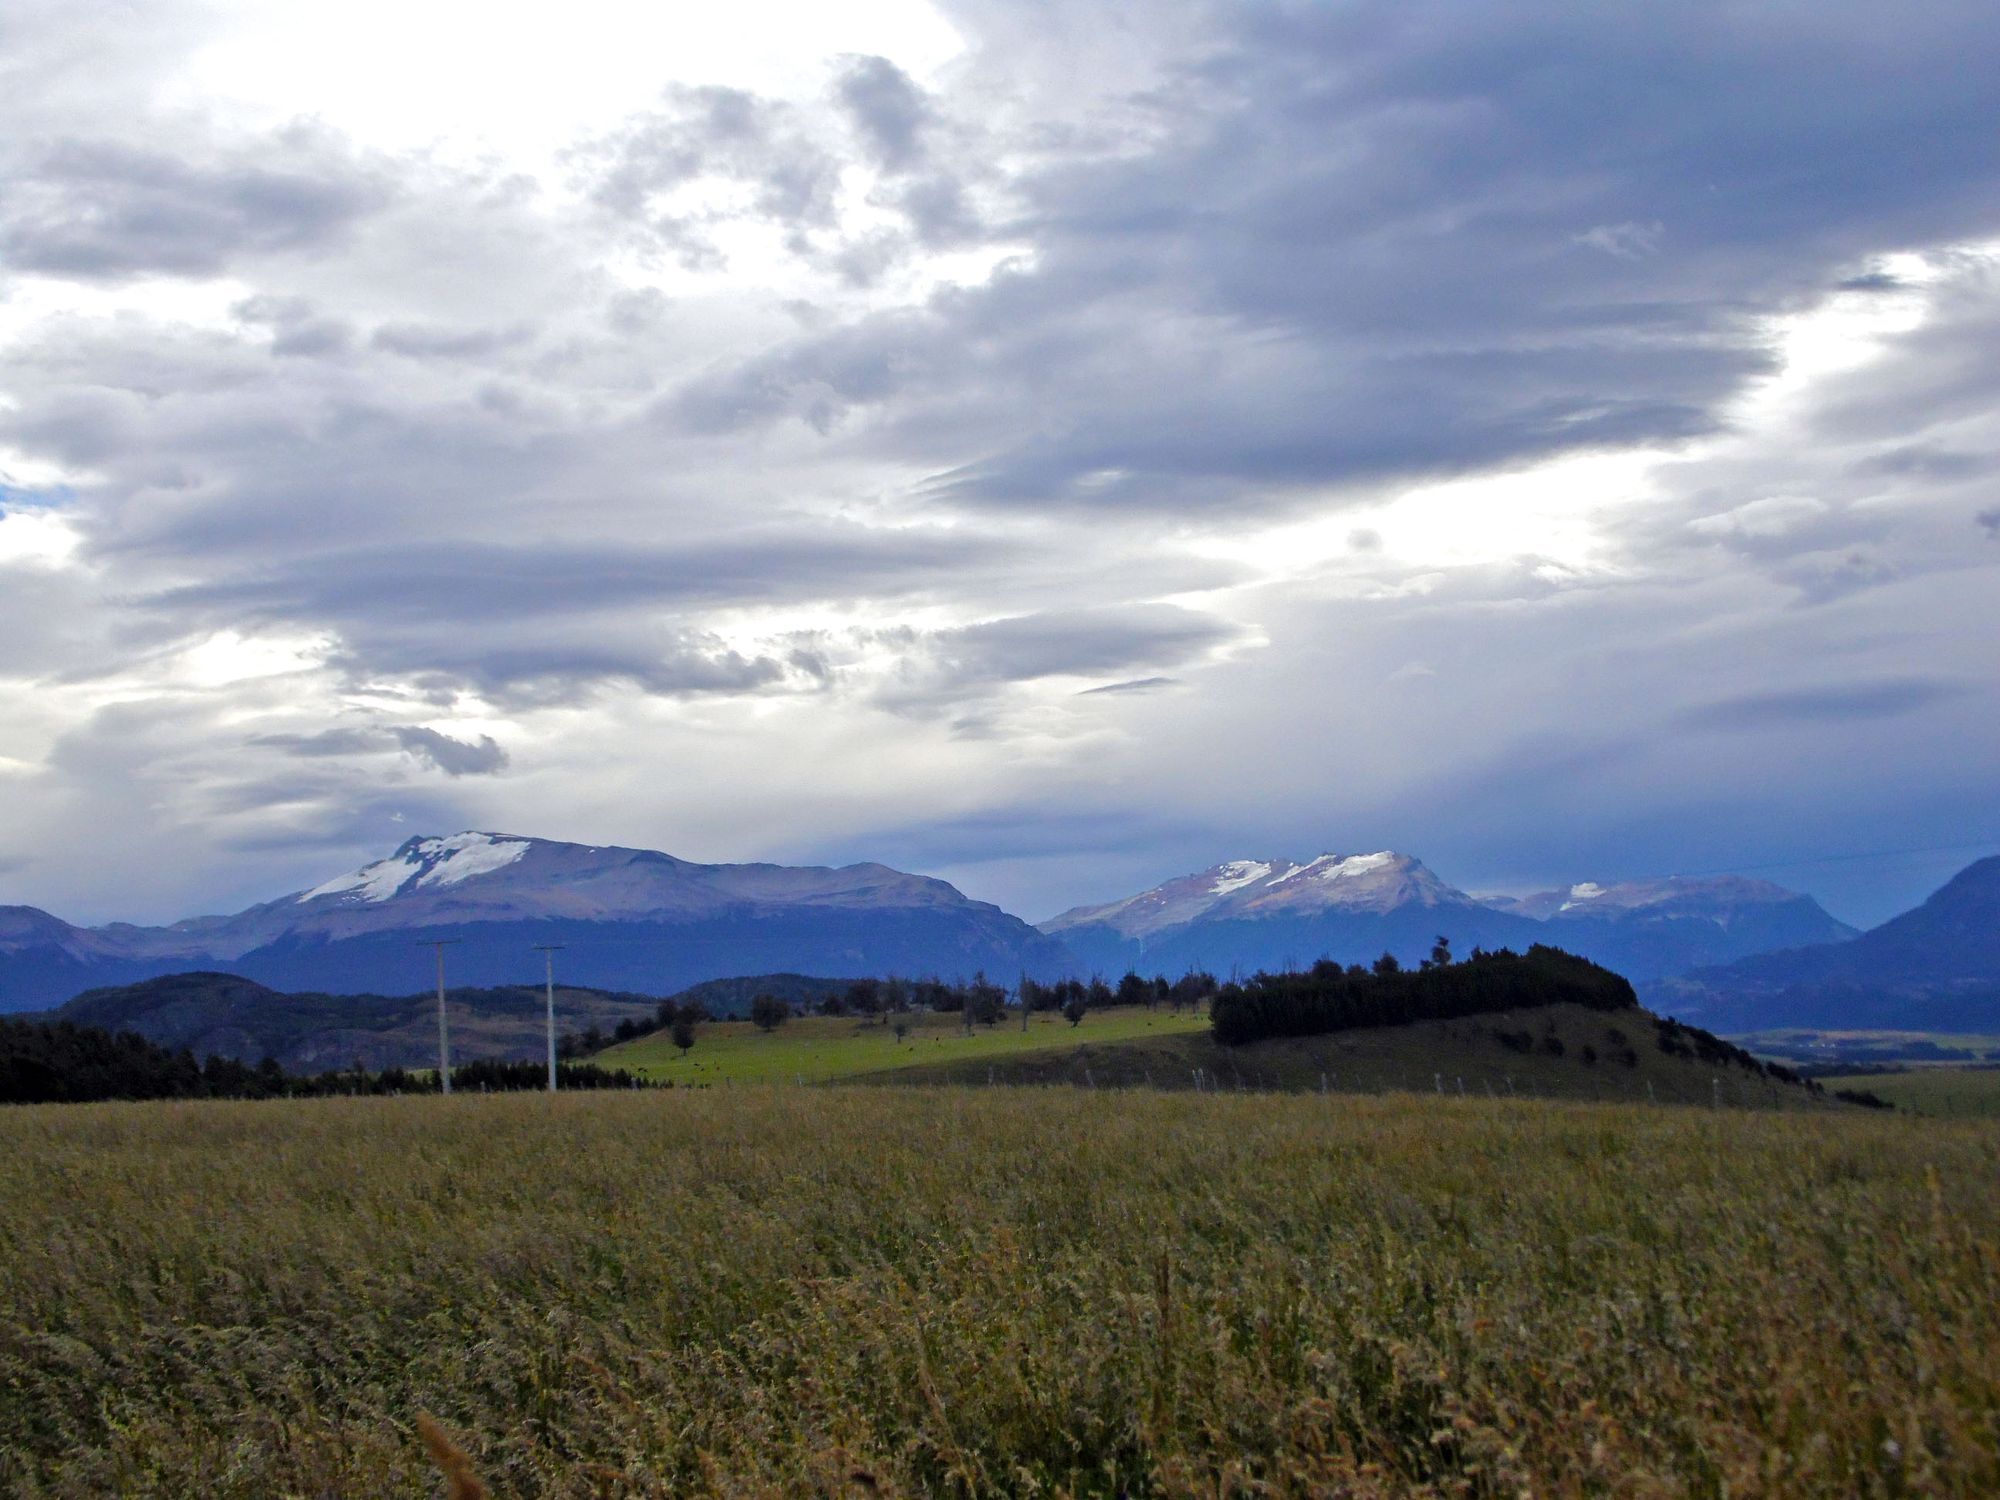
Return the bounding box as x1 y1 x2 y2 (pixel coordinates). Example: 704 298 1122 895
173 0 964 161
0 507 80 568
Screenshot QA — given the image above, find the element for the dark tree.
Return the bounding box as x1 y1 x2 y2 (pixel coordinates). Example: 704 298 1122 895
750 994 791 1032
671 1014 698 1057
965 972 1006 1027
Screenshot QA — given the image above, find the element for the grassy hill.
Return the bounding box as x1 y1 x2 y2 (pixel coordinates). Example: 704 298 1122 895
598 998 1842 1109
4 1088 1996 1494
599 1005 1210 1085
873 1002 1842 1109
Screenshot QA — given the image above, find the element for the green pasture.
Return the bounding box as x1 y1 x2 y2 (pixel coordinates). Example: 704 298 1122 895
1820 1065 2000 1117
599 1004 1211 1084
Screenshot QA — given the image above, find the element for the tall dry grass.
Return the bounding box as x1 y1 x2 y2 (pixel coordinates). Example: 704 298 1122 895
2 1087 1996 1496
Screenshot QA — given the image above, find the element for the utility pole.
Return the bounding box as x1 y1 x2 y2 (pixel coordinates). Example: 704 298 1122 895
533 944 566 1092
422 939 463 1094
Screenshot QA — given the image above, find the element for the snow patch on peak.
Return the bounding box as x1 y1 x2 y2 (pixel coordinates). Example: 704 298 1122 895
1322 851 1397 881
1272 851 1400 886
412 832 530 889
1268 855 1333 886
1208 860 1272 896
300 857 423 904
298 831 530 904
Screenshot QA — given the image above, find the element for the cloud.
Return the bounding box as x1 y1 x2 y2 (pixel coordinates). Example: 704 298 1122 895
0 131 389 281
577 84 844 266
1682 678 1966 731
1575 221 1664 258
250 724 508 776
835 55 931 172
389 726 508 776
371 322 536 360
926 605 1237 690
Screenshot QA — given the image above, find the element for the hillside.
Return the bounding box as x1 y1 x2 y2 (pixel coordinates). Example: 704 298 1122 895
598 948 1836 1110
0 831 1075 1011
598 1006 1211 1085
52 971 660 1072
867 1003 1837 1108
1656 856 2000 1031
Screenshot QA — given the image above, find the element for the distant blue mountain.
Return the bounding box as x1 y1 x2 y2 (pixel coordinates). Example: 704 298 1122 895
1651 857 2000 1032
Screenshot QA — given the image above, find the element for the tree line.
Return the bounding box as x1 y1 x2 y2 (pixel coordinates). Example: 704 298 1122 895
1208 941 1639 1045
572 969 1229 1055
0 1017 652 1105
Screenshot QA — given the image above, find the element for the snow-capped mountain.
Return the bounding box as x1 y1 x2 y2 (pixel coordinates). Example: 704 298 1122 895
1042 852 1544 976
1046 852 1473 936
1481 875 1857 977
0 832 1074 1011
1042 855 1861 983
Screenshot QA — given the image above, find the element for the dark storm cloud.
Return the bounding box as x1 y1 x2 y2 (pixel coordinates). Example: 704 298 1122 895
662 0 2000 515
388 726 508 776
384 638 790 707
0 133 389 280
250 724 509 776
1682 678 1966 731
252 727 386 758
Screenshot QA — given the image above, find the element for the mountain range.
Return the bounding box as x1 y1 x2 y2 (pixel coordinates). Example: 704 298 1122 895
1040 853 1856 983
1652 856 2000 1032
4 832 1994 1036
0 832 1072 1012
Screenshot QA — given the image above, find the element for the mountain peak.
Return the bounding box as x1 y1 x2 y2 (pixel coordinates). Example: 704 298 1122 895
1044 849 1464 940
300 831 533 905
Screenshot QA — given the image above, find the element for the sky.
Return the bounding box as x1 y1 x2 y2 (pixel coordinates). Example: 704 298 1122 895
1 0 1997 930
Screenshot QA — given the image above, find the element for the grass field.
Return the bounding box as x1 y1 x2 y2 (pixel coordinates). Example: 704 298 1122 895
1820 1066 2000 1118
5 1088 1998 1496
599 1005 1211 1084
